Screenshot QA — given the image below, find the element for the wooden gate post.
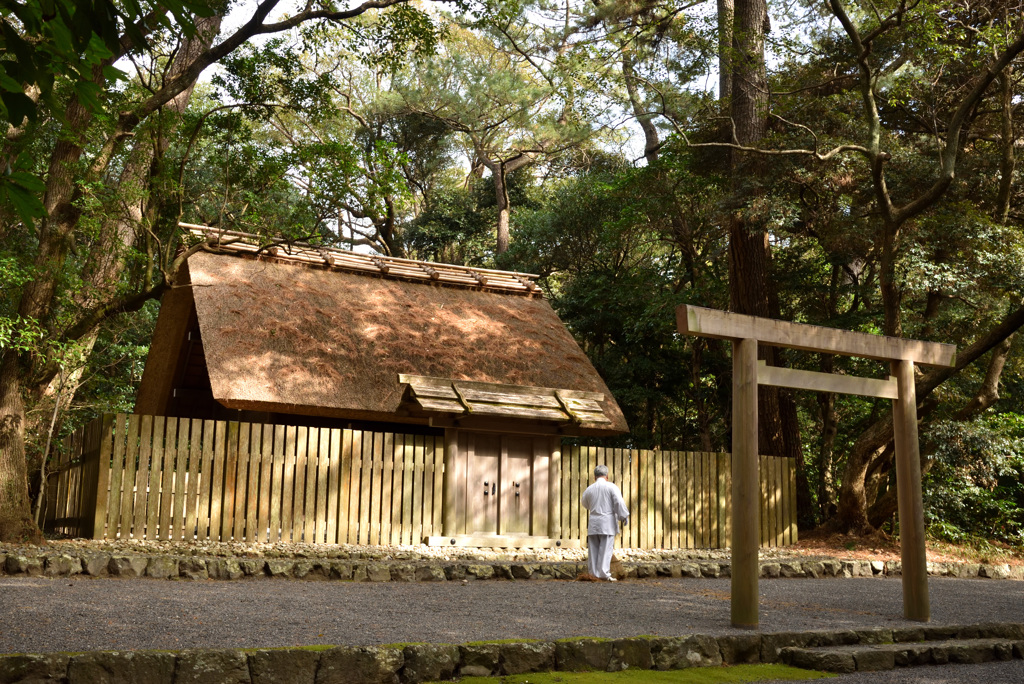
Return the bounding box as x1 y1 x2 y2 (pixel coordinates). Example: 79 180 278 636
732 338 760 629
892 359 930 621
548 437 561 539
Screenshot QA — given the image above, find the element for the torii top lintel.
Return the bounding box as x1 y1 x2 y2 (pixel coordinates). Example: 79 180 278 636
676 305 956 368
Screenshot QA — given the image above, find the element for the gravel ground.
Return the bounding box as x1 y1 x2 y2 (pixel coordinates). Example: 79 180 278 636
0 576 1021 654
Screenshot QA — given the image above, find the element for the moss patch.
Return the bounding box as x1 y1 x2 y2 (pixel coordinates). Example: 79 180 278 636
436 664 835 683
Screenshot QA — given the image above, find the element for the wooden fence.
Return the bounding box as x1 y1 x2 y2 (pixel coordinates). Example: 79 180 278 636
42 414 796 548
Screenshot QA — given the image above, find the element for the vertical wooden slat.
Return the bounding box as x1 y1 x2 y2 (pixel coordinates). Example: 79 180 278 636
257 425 273 542
132 415 153 539
775 456 785 546
651 450 661 549
431 437 444 537
630 449 640 548
89 415 115 539
342 429 358 544
315 428 330 544
401 434 415 544
758 454 768 547
269 425 285 542
105 415 127 538
369 432 383 545
326 428 343 544
666 450 677 550
560 443 570 542
682 452 692 549
390 434 405 545
217 421 237 542
568 446 579 543
170 418 189 541
301 427 316 543
411 435 425 544
244 424 260 542
708 452 719 549
789 457 798 544
350 430 366 544
379 433 394 544
280 425 296 542
196 420 215 541
421 437 435 538
233 423 251 541
358 431 373 545
183 419 201 541
289 426 306 543
208 420 227 541
157 418 177 540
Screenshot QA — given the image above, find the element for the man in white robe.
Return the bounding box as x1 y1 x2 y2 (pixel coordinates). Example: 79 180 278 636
581 464 630 580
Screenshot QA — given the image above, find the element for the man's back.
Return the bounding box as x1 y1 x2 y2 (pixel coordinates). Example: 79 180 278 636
581 478 629 535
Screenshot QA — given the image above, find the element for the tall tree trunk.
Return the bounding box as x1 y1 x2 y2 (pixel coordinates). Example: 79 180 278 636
996 68 1015 225
484 153 531 255
622 53 659 164
717 0 734 107
0 351 41 542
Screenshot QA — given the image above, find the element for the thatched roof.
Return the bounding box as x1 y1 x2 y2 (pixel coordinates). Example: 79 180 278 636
185 243 628 435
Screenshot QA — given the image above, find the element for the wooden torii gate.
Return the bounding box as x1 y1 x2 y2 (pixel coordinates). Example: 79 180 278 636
676 305 957 629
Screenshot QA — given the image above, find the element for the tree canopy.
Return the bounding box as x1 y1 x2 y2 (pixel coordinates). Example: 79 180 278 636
1 0 1023 550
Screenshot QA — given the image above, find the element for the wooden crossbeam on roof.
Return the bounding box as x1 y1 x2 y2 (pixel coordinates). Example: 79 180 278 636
399 374 611 425
181 223 542 297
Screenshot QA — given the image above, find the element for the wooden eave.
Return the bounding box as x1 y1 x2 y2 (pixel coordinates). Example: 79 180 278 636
399 374 611 427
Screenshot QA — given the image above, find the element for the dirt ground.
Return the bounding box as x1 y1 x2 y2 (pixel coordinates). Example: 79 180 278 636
787 528 1023 565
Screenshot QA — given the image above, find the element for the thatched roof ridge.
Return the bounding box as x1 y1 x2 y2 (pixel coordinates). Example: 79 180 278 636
182 224 541 296
187 248 628 435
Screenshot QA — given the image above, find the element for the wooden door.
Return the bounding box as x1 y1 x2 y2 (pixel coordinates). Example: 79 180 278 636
467 433 499 534
502 437 533 534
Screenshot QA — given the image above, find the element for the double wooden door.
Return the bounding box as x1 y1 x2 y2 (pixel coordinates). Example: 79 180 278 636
463 433 535 535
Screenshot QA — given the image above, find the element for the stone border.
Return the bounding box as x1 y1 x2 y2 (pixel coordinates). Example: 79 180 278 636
2 549 1022 582
2 623 1021 683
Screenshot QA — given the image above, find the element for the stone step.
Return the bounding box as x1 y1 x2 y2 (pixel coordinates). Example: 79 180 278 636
781 637 1024 673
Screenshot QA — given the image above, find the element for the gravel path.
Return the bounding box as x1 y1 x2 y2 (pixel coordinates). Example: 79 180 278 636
0 576 1021 654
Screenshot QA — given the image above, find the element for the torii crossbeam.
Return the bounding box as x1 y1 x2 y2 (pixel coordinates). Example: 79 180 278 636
676 305 957 629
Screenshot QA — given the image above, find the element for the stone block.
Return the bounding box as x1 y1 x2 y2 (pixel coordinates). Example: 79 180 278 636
239 559 266 577
883 561 901 576
761 632 813 663
921 626 958 641
351 565 368 582
266 560 294 579
609 637 652 671
779 562 805 578
68 650 175 684
698 563 721 579
328 562 352 580
821 560 843 577
1008 565 1024 580
804 562 825 579
807 630 858 647
315 646 402 684
551 564 577 580
109 555 148 578
932 647 949 665
634 564 656 579
891 627 925 643
401 644 459 684
0 653 69 683
870 560 885 575
44 554 82 577
6 555 44 577
388 565 414 582
82 553 111 577
293 561 314 579
760 563 781 578
717 634 761 664
893 644 932 666
248 648 321 684
466 565 493 580
994 642 1015 661
181 558 209 581
651 635 721 669
952 563 980 578
443 564 466 581
146 556 179 579
176 649 251 684
854 648 895 671
207 559 245 581
979 564 1011 579
414 566 445 582
946 642 995 664
678 563 701 578
493 564 514 580
555 639 611 672
499 642 555 675
362 564 388 582
510 564 535 580
458 644 500 677
782 647 856 674
854 628 893 645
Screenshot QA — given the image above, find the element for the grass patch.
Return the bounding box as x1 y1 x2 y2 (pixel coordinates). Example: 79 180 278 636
435 664 836 684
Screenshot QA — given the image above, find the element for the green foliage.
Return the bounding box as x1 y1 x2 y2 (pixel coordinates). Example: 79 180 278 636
924 414 1024 546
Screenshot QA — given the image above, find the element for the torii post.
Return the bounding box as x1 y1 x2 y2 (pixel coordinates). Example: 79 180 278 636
677 305 957 629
